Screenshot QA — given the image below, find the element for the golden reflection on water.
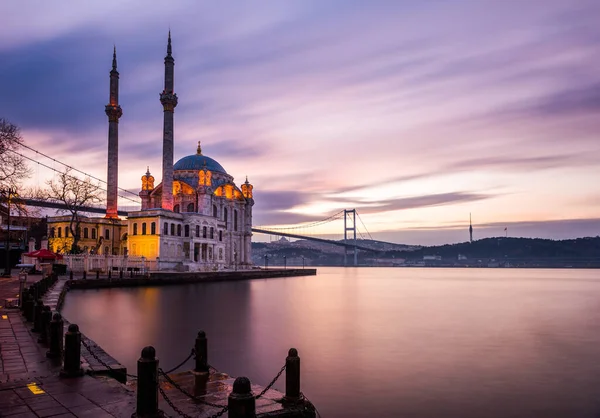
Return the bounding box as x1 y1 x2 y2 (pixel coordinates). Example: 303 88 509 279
62 268 600 418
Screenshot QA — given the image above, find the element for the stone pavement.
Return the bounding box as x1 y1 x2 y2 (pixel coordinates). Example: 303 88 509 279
0 273 43 311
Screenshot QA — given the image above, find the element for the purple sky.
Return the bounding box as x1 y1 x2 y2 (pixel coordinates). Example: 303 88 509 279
1 0 599 245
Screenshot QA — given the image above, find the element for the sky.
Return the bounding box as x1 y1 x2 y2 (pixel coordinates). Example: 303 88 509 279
1 0 599 245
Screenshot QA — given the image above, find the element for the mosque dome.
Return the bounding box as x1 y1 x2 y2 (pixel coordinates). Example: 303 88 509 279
173 142 227 174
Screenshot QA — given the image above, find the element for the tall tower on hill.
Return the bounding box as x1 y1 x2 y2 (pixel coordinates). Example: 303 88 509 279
105 47 123 219
160 31 178 211
469 213 473 243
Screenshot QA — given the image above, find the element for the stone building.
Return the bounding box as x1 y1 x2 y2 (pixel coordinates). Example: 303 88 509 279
48 33 254 271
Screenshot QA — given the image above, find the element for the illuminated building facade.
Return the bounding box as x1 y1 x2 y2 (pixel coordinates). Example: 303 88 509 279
48 34 255 271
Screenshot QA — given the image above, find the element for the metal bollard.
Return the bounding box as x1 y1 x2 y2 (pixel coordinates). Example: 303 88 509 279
108 269 112 279
38 306 52 344
60 324 84 377
130 270 134 278
194 331 209 373
83 271 87 280
20 287 29 312
132 346 163 418
284 348 301 403
32 299 44 332
29 284 38 302
119 269 123 279
24 293 35 322
96 270 100 280
46 313 64 359
228 377 255 418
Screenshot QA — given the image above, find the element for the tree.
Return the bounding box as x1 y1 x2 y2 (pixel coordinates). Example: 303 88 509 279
0 118 31 189
44 168 103 253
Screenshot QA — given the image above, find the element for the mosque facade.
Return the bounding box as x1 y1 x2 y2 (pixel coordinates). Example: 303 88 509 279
47 34 254 271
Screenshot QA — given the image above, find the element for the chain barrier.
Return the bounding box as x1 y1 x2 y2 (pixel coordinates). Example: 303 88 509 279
81 337 137 379
158 368 229 410
158 381 229 418
255 364 286 400
163 348 196 375
158 385 194 418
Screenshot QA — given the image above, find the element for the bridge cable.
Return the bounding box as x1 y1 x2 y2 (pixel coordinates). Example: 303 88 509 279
15 143 142 198
356 210 373 241
7 148 142 205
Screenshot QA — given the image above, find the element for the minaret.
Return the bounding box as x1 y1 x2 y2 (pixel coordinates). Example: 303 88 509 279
469 213 473 243
105 46 123 219
160 31 178 211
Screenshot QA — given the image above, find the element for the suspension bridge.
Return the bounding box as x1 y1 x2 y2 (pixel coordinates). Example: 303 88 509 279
4 145 378 266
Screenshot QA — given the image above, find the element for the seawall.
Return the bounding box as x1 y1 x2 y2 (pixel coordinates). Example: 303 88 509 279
67 268 317 289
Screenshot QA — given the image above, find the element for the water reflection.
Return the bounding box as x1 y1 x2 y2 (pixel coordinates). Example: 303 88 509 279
62 268 600 417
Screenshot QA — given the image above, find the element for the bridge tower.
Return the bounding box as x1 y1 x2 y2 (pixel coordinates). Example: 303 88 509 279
344 209 357 266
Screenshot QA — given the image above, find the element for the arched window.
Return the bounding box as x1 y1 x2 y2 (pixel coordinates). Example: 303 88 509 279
142 223 147 235
164 223 168 235
234 210 238 231
151 222 156 235
83 227 89 239
219 230 222 241
170 224 175 235
184 225 190 237
50 227 55 238
65 228 69 237
133 223 138 235
213 205 217 217
210 227 214 239
174 204 180 213
105 229 110 240
92 228 96 239
187 203 195 212
177 224 182 236
58 227 62 238
196 225 200 237
202 226 207 238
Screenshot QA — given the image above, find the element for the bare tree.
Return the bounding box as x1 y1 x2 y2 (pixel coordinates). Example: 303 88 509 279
0 118 31 189
44 168 103 253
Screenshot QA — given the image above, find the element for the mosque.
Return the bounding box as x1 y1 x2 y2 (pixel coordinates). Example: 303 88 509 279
47 33 255 271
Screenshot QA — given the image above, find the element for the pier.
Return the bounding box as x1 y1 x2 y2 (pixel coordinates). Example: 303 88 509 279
0 271 317 417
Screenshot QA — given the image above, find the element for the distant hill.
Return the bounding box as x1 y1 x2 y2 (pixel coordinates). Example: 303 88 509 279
252 236 600 267
387 237 600 259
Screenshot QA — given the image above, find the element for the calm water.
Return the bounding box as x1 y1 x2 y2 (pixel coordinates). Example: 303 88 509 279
62 268 600 417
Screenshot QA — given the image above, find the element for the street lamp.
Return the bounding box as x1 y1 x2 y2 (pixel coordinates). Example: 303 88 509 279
264 254 268 269
283 255 287 270
2 187 17 277
302 256 305 269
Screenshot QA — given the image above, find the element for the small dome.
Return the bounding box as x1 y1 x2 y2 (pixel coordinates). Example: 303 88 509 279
173 141 228 174
174 155 227 173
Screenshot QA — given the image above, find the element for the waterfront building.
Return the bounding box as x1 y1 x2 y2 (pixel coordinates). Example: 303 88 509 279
48 33 254 271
